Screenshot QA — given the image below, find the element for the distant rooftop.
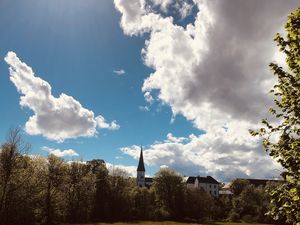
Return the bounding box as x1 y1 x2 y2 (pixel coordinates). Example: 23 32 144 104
186 176 219 184
236 178 283 187
145 177 153 183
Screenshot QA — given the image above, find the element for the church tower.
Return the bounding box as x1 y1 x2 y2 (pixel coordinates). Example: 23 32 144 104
137 146 145 187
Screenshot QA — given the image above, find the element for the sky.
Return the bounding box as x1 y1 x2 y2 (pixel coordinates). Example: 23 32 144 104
0 0 298 182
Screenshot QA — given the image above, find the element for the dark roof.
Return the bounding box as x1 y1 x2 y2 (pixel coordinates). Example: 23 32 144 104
186 176 197 184
201 176 219 184
137 147 145 171
237 178 283 187
186 176 219 184
145 177 153 183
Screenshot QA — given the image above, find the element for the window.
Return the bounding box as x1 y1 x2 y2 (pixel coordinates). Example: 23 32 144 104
209 190 212 194
214 191 216 195
209 184 211 188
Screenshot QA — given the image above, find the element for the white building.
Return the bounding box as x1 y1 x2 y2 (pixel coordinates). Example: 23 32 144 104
186 176 219 197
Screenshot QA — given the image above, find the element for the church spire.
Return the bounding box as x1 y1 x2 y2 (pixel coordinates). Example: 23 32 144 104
137 146 145 172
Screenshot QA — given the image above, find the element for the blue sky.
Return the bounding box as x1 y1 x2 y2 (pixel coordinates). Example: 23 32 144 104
0 0 298 181
0 0 200 176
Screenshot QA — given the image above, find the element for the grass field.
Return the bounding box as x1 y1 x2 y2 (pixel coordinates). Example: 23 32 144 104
63 221 275 225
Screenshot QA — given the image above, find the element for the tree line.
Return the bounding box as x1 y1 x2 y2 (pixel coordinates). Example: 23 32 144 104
0 128 287 225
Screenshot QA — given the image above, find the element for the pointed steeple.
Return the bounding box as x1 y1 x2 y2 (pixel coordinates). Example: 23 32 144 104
137 146 145 172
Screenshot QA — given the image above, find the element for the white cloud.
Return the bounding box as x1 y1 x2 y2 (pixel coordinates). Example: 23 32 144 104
114 0 147 36
139 105 150 111
151 0 173 12
115 0 297 181
166 133 187 143
66 160 87 165
144 91 154 104
106 162 137 177
121 133 283 182
113 69 126 75
175 0 194 19
4 51 119 142
96 115 120 130
42 146 79 157
150 0 193 18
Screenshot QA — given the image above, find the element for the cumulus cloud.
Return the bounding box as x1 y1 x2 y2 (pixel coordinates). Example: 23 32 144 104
113 69 126 75
96 115 120 130
106 162 137 177
150 0 173 12
115 0 297 181
42 146 79 157
4 51 119 142
149 0 193 19
144 91 154 104
177 1 193 19
121 133 282 182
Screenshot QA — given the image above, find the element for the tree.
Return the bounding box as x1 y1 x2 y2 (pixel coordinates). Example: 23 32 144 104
108 168 135 221
42 154 67 225
229 184 269 223
152 168 185 219
130 186 156 220
250 7 300 225
65 162 95 223
230 179 250 196
216 194 232 220
0 128 31 225
185 187 215 221
88 160 111 221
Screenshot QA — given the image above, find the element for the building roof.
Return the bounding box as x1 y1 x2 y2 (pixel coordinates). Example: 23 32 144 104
186 176 197 184
236 178 283 187
198 176 219 184
186 176 219 184
145 177 153 183
137 147 145 171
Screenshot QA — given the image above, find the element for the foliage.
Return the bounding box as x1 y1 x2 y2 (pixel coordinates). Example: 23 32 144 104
215 195 232 220
152 169 186 219
130 186 156 220
108 170 135 220
0 128 32 225
250 7 300 225
90 160 110 221
229 185 268 223
0 129 286 224
230 179 250 196
65 162 95 223
185 187 215 220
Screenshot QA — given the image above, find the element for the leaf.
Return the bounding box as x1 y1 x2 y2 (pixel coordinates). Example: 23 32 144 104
289 188 297 194
255 7 300 225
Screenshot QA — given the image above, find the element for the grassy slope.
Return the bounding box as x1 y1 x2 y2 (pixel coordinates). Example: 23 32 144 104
63 221 275 225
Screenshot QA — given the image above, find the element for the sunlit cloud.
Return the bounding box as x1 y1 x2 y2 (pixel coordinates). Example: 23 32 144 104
5 51 120 142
